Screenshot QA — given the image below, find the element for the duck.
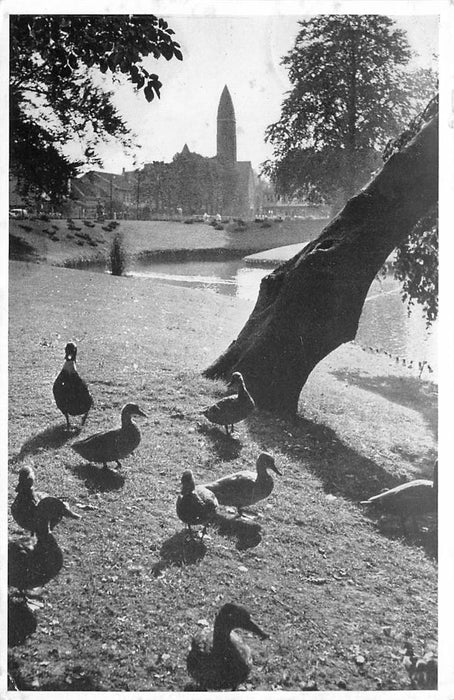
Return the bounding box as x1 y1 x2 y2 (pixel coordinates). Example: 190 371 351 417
8 497 80 591
11 466 80 535
53 342 93 431
8 589 38 646
176 470 218 540
71 402 146 469
187 602 269 690
202 452 281 517
360 461 437 531
202 372 255 435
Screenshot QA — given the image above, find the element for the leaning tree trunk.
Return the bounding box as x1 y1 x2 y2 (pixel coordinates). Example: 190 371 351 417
204 111 438 414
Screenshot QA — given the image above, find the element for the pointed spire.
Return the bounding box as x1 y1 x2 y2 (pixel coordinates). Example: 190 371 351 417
217 85 236 164
181 143 191 156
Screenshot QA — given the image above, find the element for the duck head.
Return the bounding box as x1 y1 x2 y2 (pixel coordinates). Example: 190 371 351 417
180 470 196 495
256 452 282 476
121 403 147 420
227 372 245 390
16 465 35 491
216 603 269 640
64 343 77 362
37 496 81 523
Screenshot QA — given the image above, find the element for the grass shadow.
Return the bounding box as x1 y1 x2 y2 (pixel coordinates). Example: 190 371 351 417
13 424 81 462
213 512 262 550
67 462 126 493
197 423 242 461
151 530 208 576
330 370 438 436
246 410 437 557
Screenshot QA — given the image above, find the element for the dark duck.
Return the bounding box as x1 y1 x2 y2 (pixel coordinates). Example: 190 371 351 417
187 602 269 690
202 372 255 435
71 402 146 470
11 465 80 535
53 342 93 431
9 497 81 591
176 470 218 540
360 461 437 531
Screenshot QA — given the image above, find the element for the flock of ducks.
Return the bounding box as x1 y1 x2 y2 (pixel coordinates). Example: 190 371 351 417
8 341 438 690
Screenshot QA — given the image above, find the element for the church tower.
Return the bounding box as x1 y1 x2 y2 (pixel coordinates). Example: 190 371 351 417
216 85 237 165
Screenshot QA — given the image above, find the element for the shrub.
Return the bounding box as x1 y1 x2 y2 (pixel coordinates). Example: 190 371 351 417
109 232 127 276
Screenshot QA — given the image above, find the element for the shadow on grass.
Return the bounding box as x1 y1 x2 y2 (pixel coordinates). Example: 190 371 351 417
13 424 80 462
67 462 126 493
245 410 437 558
330 370 437 436
152 530 208 576
213 512 262 550
197 423 242 461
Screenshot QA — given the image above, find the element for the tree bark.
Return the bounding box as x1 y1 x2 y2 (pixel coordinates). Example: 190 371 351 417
204 113 438 414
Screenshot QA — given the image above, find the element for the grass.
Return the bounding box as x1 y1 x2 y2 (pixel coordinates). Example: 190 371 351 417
8 259 437 691
9 217 327 267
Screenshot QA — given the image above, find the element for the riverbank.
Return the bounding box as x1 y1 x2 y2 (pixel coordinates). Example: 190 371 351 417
8 260 437 691
9 216 328 267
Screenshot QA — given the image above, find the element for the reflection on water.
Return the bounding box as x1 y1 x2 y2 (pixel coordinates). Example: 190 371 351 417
129 259 437 373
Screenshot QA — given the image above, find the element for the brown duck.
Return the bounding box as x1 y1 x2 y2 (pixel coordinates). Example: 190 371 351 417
71 403 146 469
8 497 80 591
53 342 93 431
360 461 437 530
176 470 218 540
11 465 80 535
187 602 269 690
202 372 255 434
203 452 281 516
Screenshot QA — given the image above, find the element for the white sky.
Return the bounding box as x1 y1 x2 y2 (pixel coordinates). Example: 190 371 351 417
75 12 439 174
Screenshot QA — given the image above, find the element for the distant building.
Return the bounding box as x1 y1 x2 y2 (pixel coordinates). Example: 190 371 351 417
70 85 259 219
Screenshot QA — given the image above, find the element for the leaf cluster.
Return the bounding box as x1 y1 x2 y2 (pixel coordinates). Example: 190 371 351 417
10 15 182 202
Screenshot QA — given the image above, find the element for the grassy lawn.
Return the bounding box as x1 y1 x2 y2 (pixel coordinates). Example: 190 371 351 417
8 259 437 692
9 216 327 267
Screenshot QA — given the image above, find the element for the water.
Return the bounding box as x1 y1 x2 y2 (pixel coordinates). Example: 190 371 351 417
128 258 437 374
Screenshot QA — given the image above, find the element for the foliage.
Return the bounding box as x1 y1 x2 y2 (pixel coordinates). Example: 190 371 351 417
10 15 182 204
263 15 437 210
109 232 127 276
385 97 439 324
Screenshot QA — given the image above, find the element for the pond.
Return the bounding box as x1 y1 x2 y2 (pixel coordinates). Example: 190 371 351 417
127 257 437 375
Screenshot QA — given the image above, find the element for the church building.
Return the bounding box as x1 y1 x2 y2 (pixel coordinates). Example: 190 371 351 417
70 85 259 219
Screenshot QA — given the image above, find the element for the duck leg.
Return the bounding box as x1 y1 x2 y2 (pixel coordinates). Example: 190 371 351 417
81 411 89 426
64 413 71 431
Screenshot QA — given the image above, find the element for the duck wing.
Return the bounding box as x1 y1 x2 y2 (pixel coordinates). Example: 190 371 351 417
53 370 93 416
203 471 256 507
71 424 140 463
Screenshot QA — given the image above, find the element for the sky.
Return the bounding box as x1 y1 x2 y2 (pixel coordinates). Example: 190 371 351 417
64 11 439 174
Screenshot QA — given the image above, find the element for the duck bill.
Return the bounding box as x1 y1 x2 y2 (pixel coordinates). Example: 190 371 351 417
271 464 282 476
63 504 81 520
137 408 147 418
246 619 269 640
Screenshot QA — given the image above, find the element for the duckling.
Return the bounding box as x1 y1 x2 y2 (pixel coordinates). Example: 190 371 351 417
203 452 281 517
53 342 93 431
11 466 80 535
8 497 80 590
202 372 255 435
360 461 437 531
176 470 218 540
71 403 146 470
187 602 269 690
